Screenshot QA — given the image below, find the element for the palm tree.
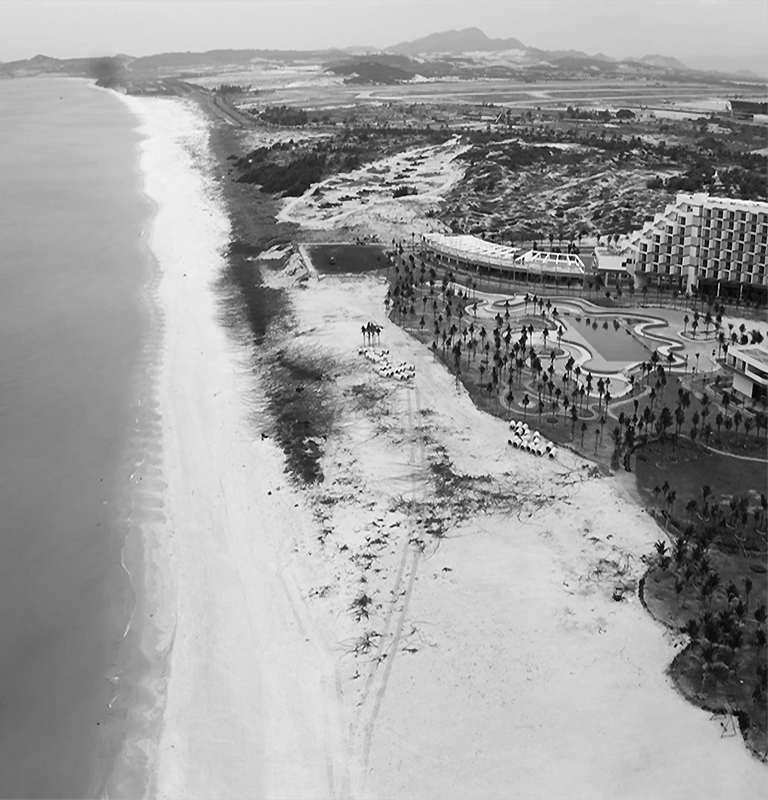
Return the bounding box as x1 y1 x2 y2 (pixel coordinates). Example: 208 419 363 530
505 389 514 418
694 641 729 694
522 394 530 420
665 490 677 530
721 391 731 419
755 411 767 439
715 412 724 439
742 417 752 446
675 406 685 436
757 494 767 533
652 484 661 511
610 426 623 470
733 410 743 439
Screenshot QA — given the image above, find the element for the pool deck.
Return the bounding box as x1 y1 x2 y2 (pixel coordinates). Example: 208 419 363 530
457 287 725 398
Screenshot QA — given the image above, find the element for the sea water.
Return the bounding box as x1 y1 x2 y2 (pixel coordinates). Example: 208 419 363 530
0 78 149 798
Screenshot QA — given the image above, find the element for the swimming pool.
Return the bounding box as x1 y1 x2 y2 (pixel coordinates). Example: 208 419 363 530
569 316 650 363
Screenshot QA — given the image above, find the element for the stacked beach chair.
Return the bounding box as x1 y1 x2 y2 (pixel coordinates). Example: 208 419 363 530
507 421 558 459
359 346 415 382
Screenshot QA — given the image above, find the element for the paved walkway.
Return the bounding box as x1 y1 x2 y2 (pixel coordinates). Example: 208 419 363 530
697 443 767 463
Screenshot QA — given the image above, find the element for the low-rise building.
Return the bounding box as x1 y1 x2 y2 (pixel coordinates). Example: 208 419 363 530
421 233 519 272
515 250 585 286
726 344 768 403
592 245 635 286
421 234 585 286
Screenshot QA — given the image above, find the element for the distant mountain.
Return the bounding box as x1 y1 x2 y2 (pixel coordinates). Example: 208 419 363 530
130 47 346 71
0 54 129 84
327 60 415 85
387 28 700 74
2 36 762 89
389 27 525 55
0 48 348 81
636 54 690 71
551 55 619 71
525 47 607 63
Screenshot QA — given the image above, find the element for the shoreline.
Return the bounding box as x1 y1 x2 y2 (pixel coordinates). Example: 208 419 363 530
103 93 177 799
102 89 766 798
107 95 351 798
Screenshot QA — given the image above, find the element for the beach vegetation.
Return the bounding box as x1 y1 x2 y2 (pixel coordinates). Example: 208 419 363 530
258 105 309 127
230 127 452 197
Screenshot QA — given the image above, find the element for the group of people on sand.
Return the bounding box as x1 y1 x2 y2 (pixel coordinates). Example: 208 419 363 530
361 321 382 344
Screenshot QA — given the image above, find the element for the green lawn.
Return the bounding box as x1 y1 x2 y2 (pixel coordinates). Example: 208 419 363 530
634 438 767 552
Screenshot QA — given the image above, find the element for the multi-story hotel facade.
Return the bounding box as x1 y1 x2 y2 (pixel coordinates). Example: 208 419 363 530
629 193 768 301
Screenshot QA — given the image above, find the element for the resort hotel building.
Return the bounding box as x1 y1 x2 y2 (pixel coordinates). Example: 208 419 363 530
421 233 586 287
629 193 768 301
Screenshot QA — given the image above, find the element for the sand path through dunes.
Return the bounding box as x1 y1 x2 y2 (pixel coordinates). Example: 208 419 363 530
121 97 350 800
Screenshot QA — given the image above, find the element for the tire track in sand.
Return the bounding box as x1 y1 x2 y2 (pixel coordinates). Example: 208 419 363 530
341 384 426 798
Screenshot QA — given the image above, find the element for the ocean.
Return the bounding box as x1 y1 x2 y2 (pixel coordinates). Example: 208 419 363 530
0 78 150 798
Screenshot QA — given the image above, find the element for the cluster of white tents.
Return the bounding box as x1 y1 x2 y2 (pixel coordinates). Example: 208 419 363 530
508 421 558 459
359 346 415 382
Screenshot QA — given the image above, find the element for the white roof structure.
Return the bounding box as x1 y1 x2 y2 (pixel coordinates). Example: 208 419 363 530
515 250 586 276
730 344 768 376
423 234 520 269
683 193 768 214
422 235 586 277
593 246 630 273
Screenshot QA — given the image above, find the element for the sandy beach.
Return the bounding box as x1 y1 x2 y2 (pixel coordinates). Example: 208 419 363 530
113 96 766 799
112 97 349 798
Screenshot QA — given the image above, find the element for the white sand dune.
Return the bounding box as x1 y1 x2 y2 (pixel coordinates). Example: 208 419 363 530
115 96 766 799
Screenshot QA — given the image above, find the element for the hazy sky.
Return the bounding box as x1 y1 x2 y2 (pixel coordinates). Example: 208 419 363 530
1 0 766 73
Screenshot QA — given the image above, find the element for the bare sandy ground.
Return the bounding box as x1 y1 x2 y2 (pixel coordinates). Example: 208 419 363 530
276 139 469 242
113 96 766 799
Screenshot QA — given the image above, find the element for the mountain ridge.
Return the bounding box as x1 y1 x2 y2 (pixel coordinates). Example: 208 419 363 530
386 27 694 70
388 26 526 55
1 29 765 84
